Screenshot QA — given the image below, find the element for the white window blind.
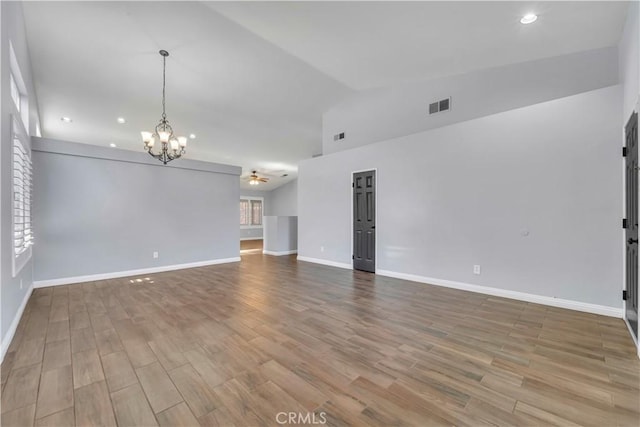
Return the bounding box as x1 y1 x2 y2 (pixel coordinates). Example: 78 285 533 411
251 200 262 225
240 200 250 225
13 135 33 259
240 198 263 226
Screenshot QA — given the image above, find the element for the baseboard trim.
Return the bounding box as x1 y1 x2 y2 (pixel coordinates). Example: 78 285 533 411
1 283 34 363
623 318 640 359
240 237 263 241
297 256 352 270
377 269 623 318
33 257 242 288
263 250 298 256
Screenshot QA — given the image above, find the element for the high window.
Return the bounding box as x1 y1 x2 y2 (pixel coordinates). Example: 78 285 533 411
9 43 29 131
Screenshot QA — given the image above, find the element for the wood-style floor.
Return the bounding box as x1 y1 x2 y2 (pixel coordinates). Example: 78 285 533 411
240 239 264 254
1 254 639 426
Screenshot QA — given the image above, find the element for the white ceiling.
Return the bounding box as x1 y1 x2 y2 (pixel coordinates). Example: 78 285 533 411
22 1 351 190
22 1 629 190
210 1 629 90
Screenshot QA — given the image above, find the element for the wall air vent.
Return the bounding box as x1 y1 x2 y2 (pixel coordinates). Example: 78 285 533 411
429 97 451 115
333 132 345 141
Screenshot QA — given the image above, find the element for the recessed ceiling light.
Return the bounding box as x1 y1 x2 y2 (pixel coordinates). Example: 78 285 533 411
109 143 117 148
117 117 126 124
520 14 538 24
189 134 196 139
61 117 72 123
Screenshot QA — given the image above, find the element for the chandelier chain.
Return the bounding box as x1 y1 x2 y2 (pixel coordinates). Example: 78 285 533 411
162 54 167 121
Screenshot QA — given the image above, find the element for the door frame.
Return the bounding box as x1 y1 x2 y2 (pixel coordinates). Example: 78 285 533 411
351 168 378 273
624 106 640 357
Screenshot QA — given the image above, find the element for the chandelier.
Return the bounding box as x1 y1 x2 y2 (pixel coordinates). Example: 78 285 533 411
140 50 187 164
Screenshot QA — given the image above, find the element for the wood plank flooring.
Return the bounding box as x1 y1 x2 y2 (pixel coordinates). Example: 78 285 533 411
240 239 263 254
1 254 638 426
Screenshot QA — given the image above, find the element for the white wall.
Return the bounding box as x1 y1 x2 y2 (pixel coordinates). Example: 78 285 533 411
33 138 241 282
323 47 619 155
300 86 622 310
1 1 41 360
241 228 263 240
264 216 297 254
267 179 298 216
619 1 639 123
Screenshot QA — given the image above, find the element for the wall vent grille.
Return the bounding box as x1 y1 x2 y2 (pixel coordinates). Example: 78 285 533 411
429 97 451 115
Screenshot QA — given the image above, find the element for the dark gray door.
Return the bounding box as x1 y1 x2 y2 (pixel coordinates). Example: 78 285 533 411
626 112 639 339
353 170 376 272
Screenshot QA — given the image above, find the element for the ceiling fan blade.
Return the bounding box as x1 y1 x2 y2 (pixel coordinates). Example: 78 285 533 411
258 169 286 178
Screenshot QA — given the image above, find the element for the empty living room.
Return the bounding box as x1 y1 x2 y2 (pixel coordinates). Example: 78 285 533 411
1 1 639 426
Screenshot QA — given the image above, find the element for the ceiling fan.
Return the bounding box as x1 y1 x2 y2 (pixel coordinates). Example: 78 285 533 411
247 170 269 186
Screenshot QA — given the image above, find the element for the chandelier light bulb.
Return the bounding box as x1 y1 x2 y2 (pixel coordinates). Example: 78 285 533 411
141 131 152 143
147 137 155 148
158 131 170 143
170 139 179 151
178 136 188 148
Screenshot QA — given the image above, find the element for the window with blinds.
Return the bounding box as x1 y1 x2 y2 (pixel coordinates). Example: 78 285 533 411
251 200 262 225
240 199 250 226
12 117 33 276
240 198 263 226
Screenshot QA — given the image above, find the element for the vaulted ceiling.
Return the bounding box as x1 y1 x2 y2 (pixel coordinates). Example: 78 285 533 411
22 1 629 190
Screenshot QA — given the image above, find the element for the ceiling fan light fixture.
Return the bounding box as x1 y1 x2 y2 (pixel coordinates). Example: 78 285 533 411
247 170 269 186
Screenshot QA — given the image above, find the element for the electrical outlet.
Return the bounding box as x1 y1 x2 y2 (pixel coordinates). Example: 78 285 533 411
473 265 481 275
320 246 325 253
153 251 159 259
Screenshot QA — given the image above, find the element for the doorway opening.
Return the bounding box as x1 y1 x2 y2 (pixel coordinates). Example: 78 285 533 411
240 196 264 255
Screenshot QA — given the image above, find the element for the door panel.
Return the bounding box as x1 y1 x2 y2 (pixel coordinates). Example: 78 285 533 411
625 111 638 339
353 170 376 272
